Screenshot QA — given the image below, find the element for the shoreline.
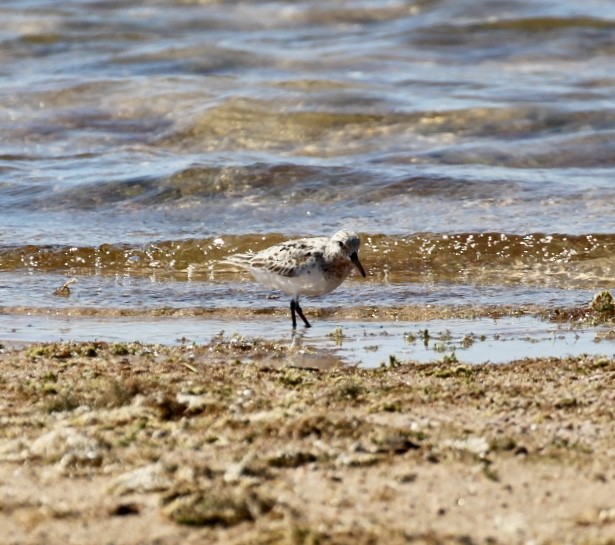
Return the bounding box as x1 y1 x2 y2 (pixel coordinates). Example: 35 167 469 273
1 342 614 544
0 301 602 321
1 300 613 368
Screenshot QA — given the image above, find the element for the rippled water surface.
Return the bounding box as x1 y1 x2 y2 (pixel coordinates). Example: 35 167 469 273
1 0 614 351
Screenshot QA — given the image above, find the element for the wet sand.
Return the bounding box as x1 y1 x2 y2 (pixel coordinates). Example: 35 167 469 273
1 338 614 545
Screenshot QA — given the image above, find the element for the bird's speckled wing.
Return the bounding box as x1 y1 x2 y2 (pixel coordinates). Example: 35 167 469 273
247 238 327 277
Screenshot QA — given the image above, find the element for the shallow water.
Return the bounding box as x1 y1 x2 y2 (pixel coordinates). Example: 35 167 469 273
1 1 614 355
1 314 613 367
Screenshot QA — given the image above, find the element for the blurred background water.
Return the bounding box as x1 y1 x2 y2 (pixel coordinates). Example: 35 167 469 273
1 0 614 320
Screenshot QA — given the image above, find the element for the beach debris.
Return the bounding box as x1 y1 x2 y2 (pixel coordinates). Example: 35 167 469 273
28 426 106 470
161 482 274 526
53 277 77 297
591 290 614 312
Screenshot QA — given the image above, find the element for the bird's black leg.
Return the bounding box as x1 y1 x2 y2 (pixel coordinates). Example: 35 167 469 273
290 299 298 329
295 300 311 328
291 299 311 328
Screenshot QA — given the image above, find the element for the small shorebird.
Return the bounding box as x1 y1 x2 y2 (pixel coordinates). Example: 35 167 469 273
222 229 367 328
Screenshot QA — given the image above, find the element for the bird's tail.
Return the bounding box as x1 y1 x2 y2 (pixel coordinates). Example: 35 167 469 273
218 253 255 271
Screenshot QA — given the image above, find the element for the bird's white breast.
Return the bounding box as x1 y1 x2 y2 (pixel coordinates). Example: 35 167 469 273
250 266 346 298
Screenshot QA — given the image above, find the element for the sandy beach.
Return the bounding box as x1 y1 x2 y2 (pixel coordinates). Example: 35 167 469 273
1 339 614 545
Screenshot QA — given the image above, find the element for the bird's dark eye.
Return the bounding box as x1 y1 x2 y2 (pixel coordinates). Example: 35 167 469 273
338 241 344 248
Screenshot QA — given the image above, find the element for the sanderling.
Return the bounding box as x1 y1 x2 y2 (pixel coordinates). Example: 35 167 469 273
222 229 367 328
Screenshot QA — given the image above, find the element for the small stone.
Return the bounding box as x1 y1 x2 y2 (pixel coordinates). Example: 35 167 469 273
266 448 317 468
108 462 175 495
162 483 274 527
109 502 140 516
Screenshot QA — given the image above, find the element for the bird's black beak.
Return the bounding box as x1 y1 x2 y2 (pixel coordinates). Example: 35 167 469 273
350 252 366 277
